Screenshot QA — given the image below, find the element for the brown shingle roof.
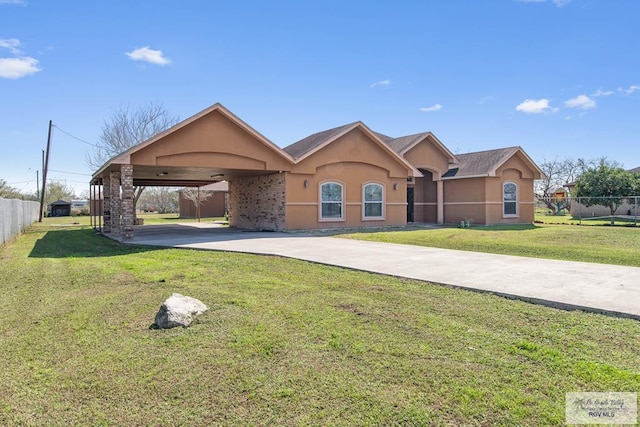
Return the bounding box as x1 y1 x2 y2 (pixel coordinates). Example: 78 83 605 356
282 122 359 159
442 147 520 178
384 132 432 154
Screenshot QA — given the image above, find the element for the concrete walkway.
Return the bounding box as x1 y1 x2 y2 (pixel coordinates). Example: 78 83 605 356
127 224 640 320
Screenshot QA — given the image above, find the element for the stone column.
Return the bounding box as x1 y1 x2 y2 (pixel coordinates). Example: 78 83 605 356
109 171 121 238
103 177 111 233
437 180 444 225
121 164 134 240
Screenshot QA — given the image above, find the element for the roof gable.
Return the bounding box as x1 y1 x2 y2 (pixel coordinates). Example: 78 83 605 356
283 122 359 160
385 132 457 163
93 103 294 178
443 146 542 179
283 122 421 176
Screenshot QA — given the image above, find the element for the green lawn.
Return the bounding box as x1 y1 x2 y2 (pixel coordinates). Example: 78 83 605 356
44 213 225 227
338 224 640 268
1 223 639 425
535 210 639 226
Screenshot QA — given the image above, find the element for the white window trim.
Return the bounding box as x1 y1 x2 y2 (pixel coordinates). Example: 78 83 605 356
362 182 385 220
503 181 518 218
319 180 345 222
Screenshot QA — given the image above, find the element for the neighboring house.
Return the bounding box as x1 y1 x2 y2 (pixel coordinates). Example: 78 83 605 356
90 103 543 239
48 199 71 217
178 181 228 218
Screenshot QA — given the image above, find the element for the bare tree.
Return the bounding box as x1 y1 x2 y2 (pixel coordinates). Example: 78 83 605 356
86 103 179 214
138 187 179 214
181 187 215 222
535 157 592 213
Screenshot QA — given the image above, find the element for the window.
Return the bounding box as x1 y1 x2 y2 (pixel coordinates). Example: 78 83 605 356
363 183 384 219
320 182 343 220
503 182 517 216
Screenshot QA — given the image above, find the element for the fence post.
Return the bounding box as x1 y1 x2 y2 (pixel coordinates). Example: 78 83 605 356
578 197 582 225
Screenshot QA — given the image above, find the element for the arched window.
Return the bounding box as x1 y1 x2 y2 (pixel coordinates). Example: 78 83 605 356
320 182 343 220
503 182 518 217
363 183 384 219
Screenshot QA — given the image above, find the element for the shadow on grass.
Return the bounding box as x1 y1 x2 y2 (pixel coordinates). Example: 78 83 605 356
29 228 157 259
466 224 539 231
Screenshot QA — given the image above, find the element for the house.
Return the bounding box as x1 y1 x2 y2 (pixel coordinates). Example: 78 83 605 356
90 103 543 240
48 199 71 217
178 181 228 218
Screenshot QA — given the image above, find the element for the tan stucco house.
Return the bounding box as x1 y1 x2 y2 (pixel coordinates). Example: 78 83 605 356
90 103 543 239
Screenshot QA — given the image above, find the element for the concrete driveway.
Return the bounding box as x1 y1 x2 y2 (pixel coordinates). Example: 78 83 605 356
127 223 640 320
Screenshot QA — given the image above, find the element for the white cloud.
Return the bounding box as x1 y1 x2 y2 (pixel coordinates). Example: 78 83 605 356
0 38 22 54
0 0 28 4
564 94 596 110
515 0 571 6
478 96 492 105
515 99 556 114
125 46 171 66
620 85 640 95
0 38 41 78
370 79 390 88
419 104 442 112
591 89 615 97
0 57 41 78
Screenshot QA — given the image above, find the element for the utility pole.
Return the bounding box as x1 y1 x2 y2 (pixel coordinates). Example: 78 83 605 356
36 170 40 200
39 120 53 222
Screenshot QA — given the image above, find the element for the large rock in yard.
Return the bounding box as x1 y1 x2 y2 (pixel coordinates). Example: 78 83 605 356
154 293 208 329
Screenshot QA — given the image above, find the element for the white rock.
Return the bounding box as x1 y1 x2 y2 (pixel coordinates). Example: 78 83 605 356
154 293 208 329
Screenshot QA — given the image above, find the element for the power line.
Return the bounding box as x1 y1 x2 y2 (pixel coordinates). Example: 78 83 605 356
49 169 91 176
52 124 100 148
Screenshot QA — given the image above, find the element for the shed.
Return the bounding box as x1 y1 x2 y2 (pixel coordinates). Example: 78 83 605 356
49 199 71 217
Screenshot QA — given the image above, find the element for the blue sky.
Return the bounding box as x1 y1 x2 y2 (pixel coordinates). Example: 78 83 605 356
1 0 639 195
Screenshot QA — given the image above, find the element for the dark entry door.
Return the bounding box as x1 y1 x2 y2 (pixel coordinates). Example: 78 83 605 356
406 187 414 222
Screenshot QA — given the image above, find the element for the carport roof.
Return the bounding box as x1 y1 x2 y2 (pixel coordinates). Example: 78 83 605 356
91 103 295 187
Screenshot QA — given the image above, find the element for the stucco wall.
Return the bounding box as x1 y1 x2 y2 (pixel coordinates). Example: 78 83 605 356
402 136 452 179
285 164 406 230
228 173 285 230
284 127 410 230
442 168 535 225
130 109 292 172
0 198 39 246
443 178 487 224
487 168 535 224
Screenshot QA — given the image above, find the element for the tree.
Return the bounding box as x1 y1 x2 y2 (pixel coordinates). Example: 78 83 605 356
181 187 215 222
45 180 76 205
138 187 178 214
574 160 635 224
534 157 591 213
0 179 23 199
86 103 179 215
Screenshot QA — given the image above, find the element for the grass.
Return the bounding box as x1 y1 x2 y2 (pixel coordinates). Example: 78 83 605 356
44 212 225 227
1 222 639 425
338 223 640 268
535 209 639 226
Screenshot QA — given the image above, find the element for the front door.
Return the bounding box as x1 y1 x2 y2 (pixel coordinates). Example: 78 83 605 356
407 187 414 223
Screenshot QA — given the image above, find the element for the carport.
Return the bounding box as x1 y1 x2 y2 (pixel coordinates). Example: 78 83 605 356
90 103 294 240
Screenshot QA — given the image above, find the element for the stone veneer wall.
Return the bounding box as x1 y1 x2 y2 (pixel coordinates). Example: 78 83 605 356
228 173 285 231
